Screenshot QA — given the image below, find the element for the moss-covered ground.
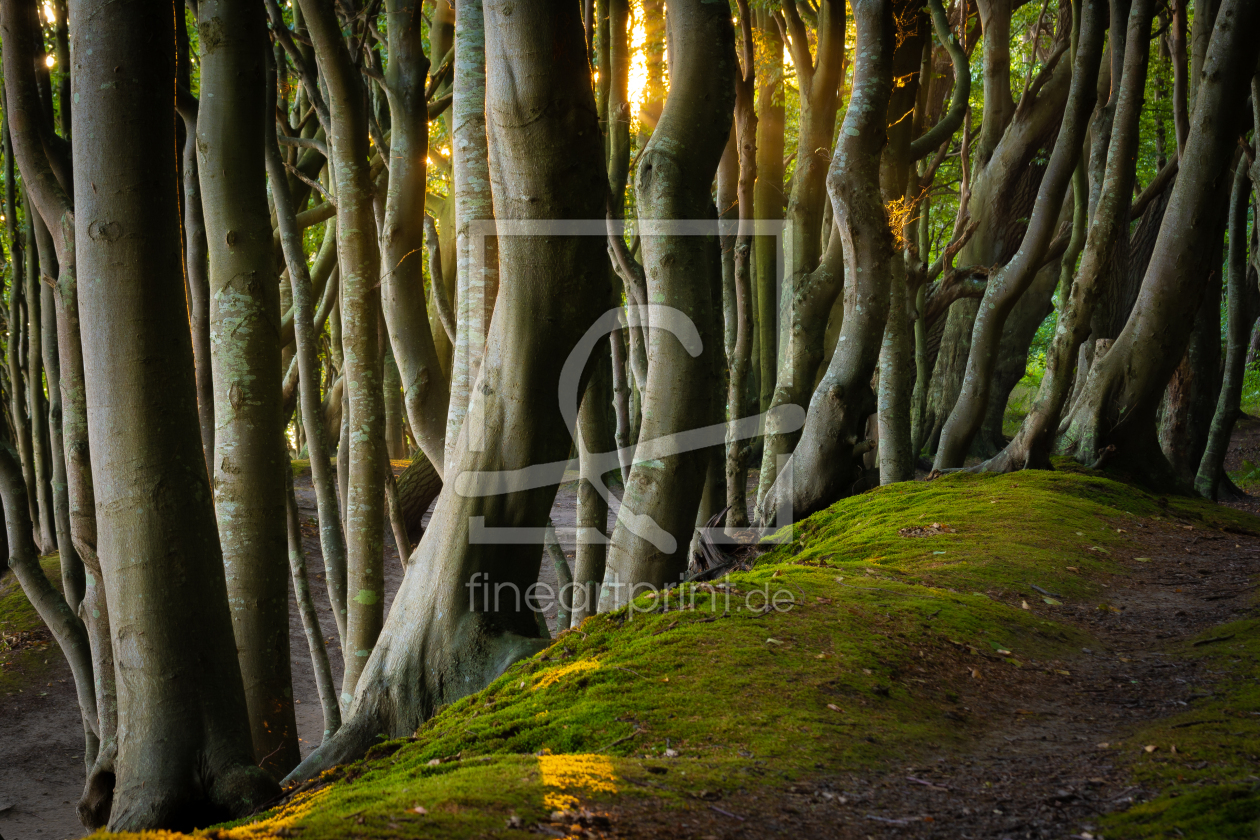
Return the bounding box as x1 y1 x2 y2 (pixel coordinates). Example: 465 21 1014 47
0 554 61 696
70 467 1260 838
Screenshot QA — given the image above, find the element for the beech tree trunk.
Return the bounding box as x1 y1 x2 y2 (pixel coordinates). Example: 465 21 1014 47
1057 0 1260 483
197 0 299 779
446 0 499 474
380 0 449 476
757 0 896 523
287 0 608 780
933 0 1105 470
69 0 278 824
754 10 784 416
600 0 734 606
1195 158 1254 498
755 0 845 507
296 0 388 708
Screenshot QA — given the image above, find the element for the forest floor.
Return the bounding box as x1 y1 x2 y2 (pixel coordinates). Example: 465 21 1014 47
6 440 1260 838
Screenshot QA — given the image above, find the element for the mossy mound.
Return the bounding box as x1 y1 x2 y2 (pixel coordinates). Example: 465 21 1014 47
0 554 62 696
92 467 1260 838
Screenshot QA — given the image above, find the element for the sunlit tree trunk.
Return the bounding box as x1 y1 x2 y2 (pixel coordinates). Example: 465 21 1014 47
601 0 734 605
758 0 896 522
286 0 608 779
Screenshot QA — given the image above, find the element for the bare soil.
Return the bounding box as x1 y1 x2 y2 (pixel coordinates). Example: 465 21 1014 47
4 456 1260 839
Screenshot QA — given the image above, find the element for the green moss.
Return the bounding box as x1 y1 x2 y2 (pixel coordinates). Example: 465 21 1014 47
98 469 1260 839
291 459 311 478
1102 616 1260 839
0 555 63 695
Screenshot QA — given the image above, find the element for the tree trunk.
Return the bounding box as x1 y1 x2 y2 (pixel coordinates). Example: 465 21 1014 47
446 0 499 474
69 0 278 824
726 2 756 529
296 0 388 708
600 0 734 607
933 0 1106 470
757 0 896 523
286 0 608 780
24 212 56 552
197 0 299 779
754 9 784 416
179 101 214 479
380 0 450 476
754 0 846 507
1195 158 1254 498
1057 0 1260 484
33 214 81 608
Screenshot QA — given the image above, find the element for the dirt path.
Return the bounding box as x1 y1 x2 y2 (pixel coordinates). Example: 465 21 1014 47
587 507 1260 838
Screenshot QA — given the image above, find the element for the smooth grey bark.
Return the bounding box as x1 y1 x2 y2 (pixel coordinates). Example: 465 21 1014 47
932 0 1105 470
982 0 1154 473
286 0 608 780
380 0 450 477
3 4 111 821
755 0 848 508
757 0 896 523
296 0 387 708
177 95 214 478
0 440 99 777
33 213 81 608
268 118 349 649
446 0 498 474
24 211 55 552
1057 0 1260 483
753 9 784 415
197 0 298 779
573 339 615 626
600 0 734 606
1194 158 1254 498
69 0 278 825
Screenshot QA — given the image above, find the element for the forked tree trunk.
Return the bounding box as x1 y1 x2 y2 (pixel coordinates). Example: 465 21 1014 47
983 0 1156 473
380 0 450 475
600 0 734 607
1057 0 1260 483
296 0 388 708
757 0 896 523
69 0 278 825
287 0 608 780
933 0 1106 470
754 0 846 509
197 0 299 779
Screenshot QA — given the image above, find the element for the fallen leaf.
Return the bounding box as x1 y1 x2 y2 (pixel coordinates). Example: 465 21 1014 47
412 805 428 815
1170 744 1178 754
1043 597 1063 606
827 703 842 712
1066 566 1079 572
1021 600 1031 610
1097 742 1110 749
815 653 828 659
1144 744 1158 753
968 667 981 679
1055 669 1071 676
427 759 441 766
1134 557 1151 562
765 638 783 646
664 748 679 758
